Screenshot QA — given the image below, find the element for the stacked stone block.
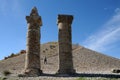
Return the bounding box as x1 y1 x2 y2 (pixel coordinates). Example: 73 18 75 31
57 14 75 74
24 7 42 76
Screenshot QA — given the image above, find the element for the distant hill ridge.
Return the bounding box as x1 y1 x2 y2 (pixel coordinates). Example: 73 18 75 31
0 42 120 74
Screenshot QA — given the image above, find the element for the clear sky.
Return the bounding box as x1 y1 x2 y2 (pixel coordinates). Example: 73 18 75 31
0 0 120 60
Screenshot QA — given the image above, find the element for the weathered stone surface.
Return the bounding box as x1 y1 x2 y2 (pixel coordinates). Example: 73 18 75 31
24 7 42 76
57 15 75 74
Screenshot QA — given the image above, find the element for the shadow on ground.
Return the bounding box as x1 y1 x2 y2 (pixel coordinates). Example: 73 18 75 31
39 73 120 78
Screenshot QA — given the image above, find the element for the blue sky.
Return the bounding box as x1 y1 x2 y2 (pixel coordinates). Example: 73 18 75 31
0 0 120 60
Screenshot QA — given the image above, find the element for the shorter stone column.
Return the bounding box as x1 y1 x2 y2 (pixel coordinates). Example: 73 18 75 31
57 14 76 75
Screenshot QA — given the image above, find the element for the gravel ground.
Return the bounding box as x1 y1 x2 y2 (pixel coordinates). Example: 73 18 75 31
0 76 120 80
0 76 77 80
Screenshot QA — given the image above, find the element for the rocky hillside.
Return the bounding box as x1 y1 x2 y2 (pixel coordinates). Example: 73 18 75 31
0 42 120 75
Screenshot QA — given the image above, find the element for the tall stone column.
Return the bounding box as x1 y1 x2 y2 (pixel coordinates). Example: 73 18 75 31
24 7 42 76
57 15 75 74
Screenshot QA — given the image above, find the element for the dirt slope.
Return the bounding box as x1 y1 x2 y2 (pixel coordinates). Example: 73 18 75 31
0 42 120 75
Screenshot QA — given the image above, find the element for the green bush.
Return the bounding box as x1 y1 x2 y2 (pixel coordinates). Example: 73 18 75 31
0 77 7 80
4 57 8 60
112 69 120 73
43 50 45 53
2 70 11 76
50 45 55 49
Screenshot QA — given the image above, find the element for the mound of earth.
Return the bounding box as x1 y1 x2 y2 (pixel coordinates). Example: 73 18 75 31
0 42 120 75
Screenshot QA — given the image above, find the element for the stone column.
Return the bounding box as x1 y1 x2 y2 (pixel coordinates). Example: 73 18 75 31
24 7 42 76
57 14 75 74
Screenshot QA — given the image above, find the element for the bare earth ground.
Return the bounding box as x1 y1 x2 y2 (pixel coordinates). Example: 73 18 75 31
0 76 120 80
0 42 120 80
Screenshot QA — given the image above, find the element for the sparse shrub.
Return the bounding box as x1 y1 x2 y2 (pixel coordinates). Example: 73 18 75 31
43 50 45 53
4 53 15 60
7 53 16 59
20 50 26 54
4 50 24 60
3 70 11 76
10 53 15 57
4 57 8 60
112 69 120 73
1 77 7 80
46 48 48 51
18 74 25 77
0 77 7 80
50 45 55 49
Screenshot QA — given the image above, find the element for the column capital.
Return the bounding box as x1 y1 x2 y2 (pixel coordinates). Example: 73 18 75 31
26 7 42 26
57 14 73 24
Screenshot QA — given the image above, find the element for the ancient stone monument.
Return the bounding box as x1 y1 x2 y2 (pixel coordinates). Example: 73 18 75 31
57 14 75 74
24 7 42 76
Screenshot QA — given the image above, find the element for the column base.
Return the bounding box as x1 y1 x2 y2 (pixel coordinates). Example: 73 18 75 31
56 69 76 76
22 68 43 77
